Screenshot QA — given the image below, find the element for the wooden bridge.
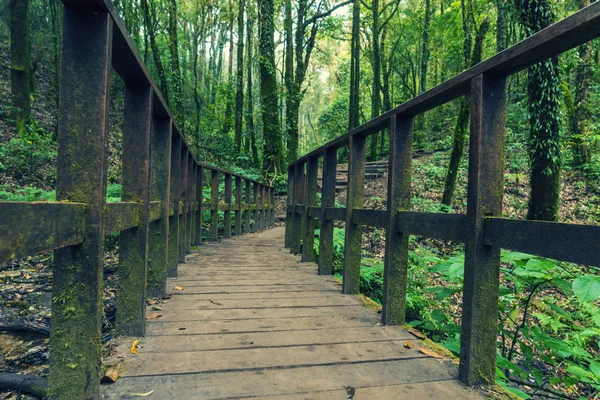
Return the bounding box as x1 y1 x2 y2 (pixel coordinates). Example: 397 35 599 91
1 0 600 399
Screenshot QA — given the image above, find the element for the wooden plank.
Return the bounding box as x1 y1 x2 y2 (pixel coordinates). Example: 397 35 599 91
285 166 294 247
308 206 320 218
352 209 387 228
210 170 219 241
290 163 305 253
396 211 467 242
383 115 413 326
460 74 506 386
49 7 111 398
252 182 259 233
485 218 600 267
103 202 141 235
148 201 161 222
0 202 86 263
235 177 242 236
178 148 188 263
325 207 347 221
224 174 232 238
318 148 337 275
168 134 181 277
244 180 251 233
302 156 319 262
194 166 203 245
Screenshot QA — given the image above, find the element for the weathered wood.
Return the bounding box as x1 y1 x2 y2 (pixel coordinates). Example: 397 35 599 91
318 148 337 275
244 180 251 233
0 202 85 263
49 7 111 399
210 169 219 241
485 218 600 267
178 147 188 263
325 207 347 221
302 156 319 262
460 74 506 386
284 166 294 248
290 163 305 254
194 166 204 245
235 176 242 235
147 117 171 297
260 185 266 231
224 174 232 238
252 182 259 233
382 115 413 326
116 85 152 336
188 162 196 249
270 187 275 227
396 211 467 242
103 202 141 235
343 136 367 294
149 201 162 222
352 208 387 228
168 134 181 277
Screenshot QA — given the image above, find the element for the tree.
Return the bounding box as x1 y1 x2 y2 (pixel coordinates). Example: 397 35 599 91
245 6 259 166
168 0 184 127
234 0 246 153
10 0 31 136
141 0 169 102
348 0 361 131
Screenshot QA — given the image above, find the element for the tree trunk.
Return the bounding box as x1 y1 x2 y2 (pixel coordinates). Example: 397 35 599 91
495 0 507 52
415 0 431 132
234 0 245 153
348 0 361 131
223 0 235 136
284 0 296 162
141 0 169 102
9 0 31 136
369 0 382 161
246 12 259 166
168 0 184 127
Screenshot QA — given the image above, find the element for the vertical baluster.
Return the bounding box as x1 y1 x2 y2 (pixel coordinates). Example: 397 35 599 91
224 174 232 238
188 160 196 251
147 114 171 298
291 162 305 254
178 147 188 263
260 184 266 231
210 169 219 241
460 74 506 385
302 156 318 262
343 135 367 294
116 85 152 336
50 6 111 398
270 187 275 227
235 176 243 235
319 147 336 275
285 166 294 247
382 116 413 325
252 182 259 232
168 135 181 277
194 165 203 245
244 179 251 233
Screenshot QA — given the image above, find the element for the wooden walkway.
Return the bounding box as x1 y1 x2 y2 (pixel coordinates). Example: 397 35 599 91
102 227 483 399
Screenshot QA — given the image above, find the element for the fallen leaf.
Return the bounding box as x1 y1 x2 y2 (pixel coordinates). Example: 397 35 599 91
406 327 426 339
175 286 183 291
346 386 356 399
151 306 163 311
101 367 119 383
404 340 414 349
209 299 222 305
419 347 444 359
145 313 163 320
137 360 145 368
130 390 154 397
130 340 139 354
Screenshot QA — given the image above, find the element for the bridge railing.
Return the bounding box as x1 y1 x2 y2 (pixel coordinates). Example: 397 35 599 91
286 2 600 387
0 0 274 398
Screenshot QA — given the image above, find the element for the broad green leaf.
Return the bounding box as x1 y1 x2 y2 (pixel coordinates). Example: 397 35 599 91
573 275 600 303
566 365 593 379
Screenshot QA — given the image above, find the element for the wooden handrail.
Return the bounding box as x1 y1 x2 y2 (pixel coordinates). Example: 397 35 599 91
285 1 600 388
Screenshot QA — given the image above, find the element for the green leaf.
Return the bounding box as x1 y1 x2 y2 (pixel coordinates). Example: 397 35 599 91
572 275 600 303
566 365 593 379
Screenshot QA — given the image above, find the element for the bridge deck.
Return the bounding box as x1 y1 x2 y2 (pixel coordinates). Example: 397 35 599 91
102 227 483 399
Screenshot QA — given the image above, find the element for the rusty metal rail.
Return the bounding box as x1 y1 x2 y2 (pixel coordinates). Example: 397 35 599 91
0 1 274 398
286 1 600 388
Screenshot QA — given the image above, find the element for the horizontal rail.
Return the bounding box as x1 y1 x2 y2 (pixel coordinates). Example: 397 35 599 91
486 218 600 267
397 212 467 242
0 202 86 264
149 201 162 222
291 1 600 166
104 202 141 235
353 209 387 228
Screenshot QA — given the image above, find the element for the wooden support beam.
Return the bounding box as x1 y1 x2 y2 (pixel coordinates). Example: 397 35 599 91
291 163 305 254
168 134 181 277
116 85 152 336
352 209 387 228
210 169 219 241
224 174 232 238
147 117 171 297
186 157 194 253
194 165 204 245
302 156 318 262
49 7 111 398
270 187 275 227
235 177 242 235
178 147 188 263
460 74 506 386
343 136 367 294
252 182 259 233
285 166 294 247
397 212 467 242
103 202 141 235
382 115 413 325
260 185 266 231
244 179 251 233
318 148 337 275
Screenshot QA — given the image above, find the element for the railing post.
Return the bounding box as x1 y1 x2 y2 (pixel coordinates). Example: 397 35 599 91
302 155 318 262
147 116 171 298
116 85 152 336
168 134 181 277
49 6 111 398
194 165 203 245
260 184 266 231
291 162 305 254
252 182 259 232
235 176 243 235
188 159 195 251
382 115 413 325
319 147 337 275
270 187 275 227
178 147 188 263
210 169 220 241
224 174 232 238
343 135 367 294
285 166 294 247
460 74 506 386
244 179 251 233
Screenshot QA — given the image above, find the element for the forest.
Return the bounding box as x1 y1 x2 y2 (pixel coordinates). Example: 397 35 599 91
1 0 600 398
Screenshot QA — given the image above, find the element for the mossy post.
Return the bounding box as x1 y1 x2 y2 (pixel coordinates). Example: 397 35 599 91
318 147 336 275
49 6 111 399
116 85 152 336
284 166 294 248
251 182 258 232
290 162 305 254
168 134 181 277
259 184 265 231
146 116 171 297
224 174 232 238
270 187 275 227
302 155 318 262
244 179 251 233
188 160 196 251
210 169 219 241
460 74 506 386
178 147 188 263
235 176 242 235
382 115 413 325
194 165 203 245
343 135 366 294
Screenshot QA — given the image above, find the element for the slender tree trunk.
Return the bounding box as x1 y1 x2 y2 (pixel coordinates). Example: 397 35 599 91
348 0 361 131
369 0 382 161
284 0 296 162
415 0 431 132
141 0 169 101
495 0 507 52
246 12 259 166
234 0 246 153
9 0 31 136
223 0 235 136
168 0 184 127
